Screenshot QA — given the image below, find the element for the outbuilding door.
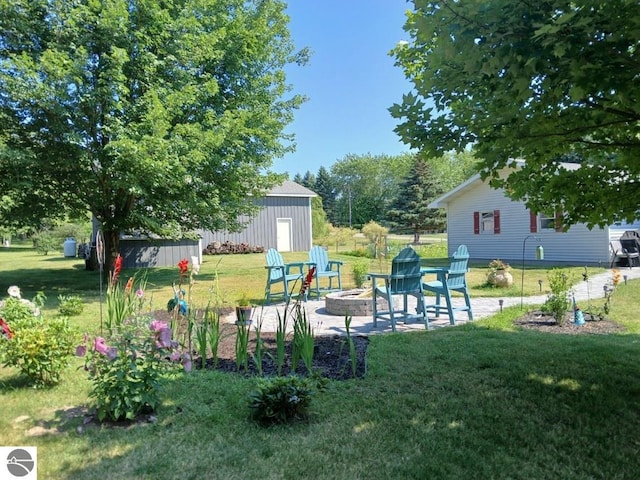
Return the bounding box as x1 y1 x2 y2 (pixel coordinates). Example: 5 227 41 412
276 218 292 252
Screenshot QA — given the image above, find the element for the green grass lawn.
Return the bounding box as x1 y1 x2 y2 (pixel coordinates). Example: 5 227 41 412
1 245 639 479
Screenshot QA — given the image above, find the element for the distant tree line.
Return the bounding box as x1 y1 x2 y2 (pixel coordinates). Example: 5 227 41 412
293 151 478 243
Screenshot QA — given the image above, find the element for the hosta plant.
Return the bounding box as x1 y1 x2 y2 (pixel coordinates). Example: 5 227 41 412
248 374 328 425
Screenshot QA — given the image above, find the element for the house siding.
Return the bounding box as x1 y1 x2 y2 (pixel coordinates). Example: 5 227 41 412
119 238 201 269
446 180 611 265
113 181 314 268
199 195 313 252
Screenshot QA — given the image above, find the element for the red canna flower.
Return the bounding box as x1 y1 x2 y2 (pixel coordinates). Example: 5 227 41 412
299 266 316 297
110 254 123 287
178 258 189 276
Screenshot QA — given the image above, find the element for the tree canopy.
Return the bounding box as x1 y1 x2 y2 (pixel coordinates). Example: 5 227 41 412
391 0 640 228
330 153 412 228
0 0 306 266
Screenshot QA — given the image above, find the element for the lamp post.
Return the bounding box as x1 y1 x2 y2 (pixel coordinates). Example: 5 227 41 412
521 235 543 309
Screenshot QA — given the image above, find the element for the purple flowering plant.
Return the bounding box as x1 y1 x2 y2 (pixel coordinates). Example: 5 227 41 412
78 307 191 422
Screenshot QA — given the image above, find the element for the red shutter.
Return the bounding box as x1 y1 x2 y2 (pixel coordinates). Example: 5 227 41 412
493 209 501 234
555 210 563 232
473 211 480 234
529 211 538 233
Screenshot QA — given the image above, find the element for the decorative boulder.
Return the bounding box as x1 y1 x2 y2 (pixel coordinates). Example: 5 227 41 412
488 270 514 288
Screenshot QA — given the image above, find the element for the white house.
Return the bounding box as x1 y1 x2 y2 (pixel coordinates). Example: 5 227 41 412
429 164 640 266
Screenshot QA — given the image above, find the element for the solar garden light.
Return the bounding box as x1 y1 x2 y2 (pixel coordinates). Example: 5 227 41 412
623 274 628 285
538 279 543 292
498 299 504 312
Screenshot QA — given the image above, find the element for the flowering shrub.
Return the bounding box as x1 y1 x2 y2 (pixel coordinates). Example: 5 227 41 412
78 315 190 422
0 286 77 387
488 259 511 272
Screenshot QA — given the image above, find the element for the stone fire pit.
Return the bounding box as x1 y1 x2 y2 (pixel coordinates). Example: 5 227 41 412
325 289 394 316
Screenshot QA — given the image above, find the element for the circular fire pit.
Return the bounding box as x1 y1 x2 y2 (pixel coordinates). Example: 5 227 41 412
325 289 394 316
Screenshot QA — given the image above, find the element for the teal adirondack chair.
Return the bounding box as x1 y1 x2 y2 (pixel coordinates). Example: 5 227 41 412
422 244 473 324
264 248 305 304
308 246 343 298
370 247 428 332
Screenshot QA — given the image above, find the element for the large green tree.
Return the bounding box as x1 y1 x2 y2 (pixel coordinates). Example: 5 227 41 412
331 153 412 227
386 156 445 243
391 0 640 228
0 0 306 269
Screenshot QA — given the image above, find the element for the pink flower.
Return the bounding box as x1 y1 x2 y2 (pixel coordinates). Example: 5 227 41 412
94 337 108 355
156 328 173 349
136 289 144 298
76 345 87 357
0 318 12 340
149 320 168 332
182 353 192 372
170 351 181 362
106 347 118 361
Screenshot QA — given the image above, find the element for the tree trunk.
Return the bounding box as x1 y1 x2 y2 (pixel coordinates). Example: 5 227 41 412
413 232 420 244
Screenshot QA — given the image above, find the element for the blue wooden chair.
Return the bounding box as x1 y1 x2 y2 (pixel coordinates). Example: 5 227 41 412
370 247 428 332
308 246 343 298
264 248 305 304
422 244 473 324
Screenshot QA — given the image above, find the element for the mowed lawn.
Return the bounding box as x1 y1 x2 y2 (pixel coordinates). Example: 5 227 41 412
1 244 639 479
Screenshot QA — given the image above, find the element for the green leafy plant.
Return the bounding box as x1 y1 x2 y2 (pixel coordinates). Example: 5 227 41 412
251 314 265 376
78 316 188 422
194 311 209 370
542 269 571 325
344 314 357 378
274 310 288 376
352 259 369 288
105 255 147 332
237 292 251 307
488 259 511 272
0 289 77 387
207 310 222 369
31 230 59 255
235 321 250 372
58 294 84 316
292 305 315 374
248 375 326 425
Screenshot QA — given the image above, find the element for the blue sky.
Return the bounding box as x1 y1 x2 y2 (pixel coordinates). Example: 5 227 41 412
272 1 414 177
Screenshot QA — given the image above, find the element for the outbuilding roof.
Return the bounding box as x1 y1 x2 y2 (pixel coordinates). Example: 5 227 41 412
268 180 316 197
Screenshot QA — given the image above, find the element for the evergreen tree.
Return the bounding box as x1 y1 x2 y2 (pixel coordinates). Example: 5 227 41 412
386 157 445 243
313 166 338 225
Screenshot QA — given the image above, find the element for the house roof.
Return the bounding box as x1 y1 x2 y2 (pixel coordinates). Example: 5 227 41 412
429 160 581 208
267 180 316 198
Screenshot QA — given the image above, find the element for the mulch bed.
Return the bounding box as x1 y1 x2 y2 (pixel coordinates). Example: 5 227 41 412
513 310 625 335
152 309 368 380
153 306 624 382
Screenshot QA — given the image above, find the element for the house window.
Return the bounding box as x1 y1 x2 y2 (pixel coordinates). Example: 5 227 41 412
535 210 563 232
481 211 494 233
474 210 500 234
539 213 556 230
